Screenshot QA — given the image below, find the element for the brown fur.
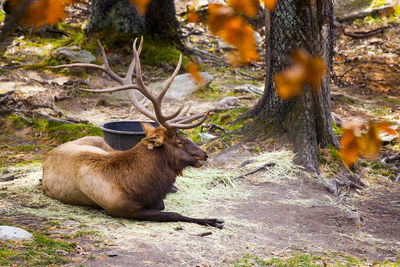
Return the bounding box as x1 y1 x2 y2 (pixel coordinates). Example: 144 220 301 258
42 123 224 228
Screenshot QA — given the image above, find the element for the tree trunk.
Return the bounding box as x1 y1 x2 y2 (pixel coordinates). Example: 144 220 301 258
244 0 338 173
85 0 180 41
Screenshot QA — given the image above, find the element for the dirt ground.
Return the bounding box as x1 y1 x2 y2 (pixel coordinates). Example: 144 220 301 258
1 0 400 266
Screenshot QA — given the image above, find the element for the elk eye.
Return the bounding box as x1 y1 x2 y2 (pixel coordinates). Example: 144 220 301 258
177 140 183 147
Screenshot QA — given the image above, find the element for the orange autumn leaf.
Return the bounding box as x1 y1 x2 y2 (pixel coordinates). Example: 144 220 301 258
130 0 150 14
228 0 259 17
6 0 83 27
207 4 259 64
263 0 279 11
186 62 203 84
339 127 361 167
306 56 326 92
275 49 326 100
359 122 382 159
275 65 304 99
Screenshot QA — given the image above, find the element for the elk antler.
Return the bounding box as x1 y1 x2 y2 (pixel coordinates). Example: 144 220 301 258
50 37 208 134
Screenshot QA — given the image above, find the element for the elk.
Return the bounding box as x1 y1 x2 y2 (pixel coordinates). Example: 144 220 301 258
42 37 224 228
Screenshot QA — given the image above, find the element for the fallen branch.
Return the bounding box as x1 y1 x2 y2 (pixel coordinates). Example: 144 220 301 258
336 5 395 23
342 26 389 39
235 162 276 180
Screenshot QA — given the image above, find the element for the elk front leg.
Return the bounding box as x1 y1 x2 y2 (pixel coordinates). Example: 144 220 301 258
132 209 224 229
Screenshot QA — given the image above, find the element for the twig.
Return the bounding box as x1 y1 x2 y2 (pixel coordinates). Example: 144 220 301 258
382 152 400 164
197 231 212 237
336 67 356 80
235 162 276 180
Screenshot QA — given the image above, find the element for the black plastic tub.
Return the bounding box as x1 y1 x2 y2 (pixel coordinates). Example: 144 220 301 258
100 120 159 151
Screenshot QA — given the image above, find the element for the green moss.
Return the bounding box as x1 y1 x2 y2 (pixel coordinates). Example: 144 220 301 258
371 0 389 8
0 10 5 23
3 114 102 145
0 231 75 266
187 108 249 144
8 115 31 129
32 120 102 144
83 32 189 67
332 121 342 136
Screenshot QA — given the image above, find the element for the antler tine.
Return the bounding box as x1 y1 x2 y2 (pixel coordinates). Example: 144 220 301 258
80 84 141 93
157 54 182 102
164 104 185 120
171 113 203 124
96 40 123 83
168 113 209 130
125 37 144 81
125 90 158 122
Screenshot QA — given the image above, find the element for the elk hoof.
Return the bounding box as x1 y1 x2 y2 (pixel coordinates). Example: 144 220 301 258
169 185 179 193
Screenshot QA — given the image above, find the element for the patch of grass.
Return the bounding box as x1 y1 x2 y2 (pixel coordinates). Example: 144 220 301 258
231 253 371 267
74 230 102 239
0 231 75 266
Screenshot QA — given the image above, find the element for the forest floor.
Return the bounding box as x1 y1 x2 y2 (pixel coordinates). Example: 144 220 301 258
1 1 400 266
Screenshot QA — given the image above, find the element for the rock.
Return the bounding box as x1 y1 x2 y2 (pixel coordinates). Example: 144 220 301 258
0 226 33 241
216 96 239 109
151 72 213 100
199 133 217 142
54 46 96 63
106 251 118 257
234 84 263 95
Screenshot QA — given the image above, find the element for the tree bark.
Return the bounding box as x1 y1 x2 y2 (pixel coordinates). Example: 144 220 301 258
85 0 180 41
243 0 338 173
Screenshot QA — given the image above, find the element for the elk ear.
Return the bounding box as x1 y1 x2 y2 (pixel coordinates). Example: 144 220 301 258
142 134 164 149
142 124 165 149
141 122 155 135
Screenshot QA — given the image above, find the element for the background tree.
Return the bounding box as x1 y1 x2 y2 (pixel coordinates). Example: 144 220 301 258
86 0 181 42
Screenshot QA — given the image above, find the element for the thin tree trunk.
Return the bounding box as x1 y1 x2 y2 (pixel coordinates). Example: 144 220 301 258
242 0 337 173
